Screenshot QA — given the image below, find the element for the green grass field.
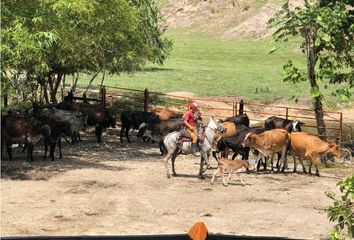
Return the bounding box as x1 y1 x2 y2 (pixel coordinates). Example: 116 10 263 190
78 31 350 108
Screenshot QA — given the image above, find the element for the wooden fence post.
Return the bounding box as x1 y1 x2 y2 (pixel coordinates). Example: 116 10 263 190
239 100 244 115
286 108 289 120
187 99 192 110
233 102 238 116
144 88 149 112
339 112 343 147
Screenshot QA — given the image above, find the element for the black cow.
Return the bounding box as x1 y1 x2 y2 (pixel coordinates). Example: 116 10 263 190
264 116 304 133
41 116 72 161
120 111 160 143
221 114 250 127
138 119 185 142
212 125 266 162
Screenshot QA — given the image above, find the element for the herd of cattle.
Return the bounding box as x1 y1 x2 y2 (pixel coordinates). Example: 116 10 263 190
1 99 342 179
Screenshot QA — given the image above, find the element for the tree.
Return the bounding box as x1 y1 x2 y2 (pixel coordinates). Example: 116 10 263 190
1 0 172 104
269 0 353 139
326 175 354 239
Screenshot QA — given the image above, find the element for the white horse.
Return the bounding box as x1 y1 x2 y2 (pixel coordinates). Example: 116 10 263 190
161 117 225 179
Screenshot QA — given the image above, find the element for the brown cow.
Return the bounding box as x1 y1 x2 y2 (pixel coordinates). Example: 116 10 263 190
221 121 237 137
150 108 182 121
242 129 290 173
75 103 116 142
1 115 43 161
290 132 342 176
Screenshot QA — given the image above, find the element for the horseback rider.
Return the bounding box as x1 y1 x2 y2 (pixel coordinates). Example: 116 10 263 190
183 102 200 155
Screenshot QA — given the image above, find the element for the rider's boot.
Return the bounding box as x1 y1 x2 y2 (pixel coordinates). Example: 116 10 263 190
191 143 199 157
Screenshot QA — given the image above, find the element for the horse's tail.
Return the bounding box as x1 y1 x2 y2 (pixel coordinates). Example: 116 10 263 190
159 138 167 157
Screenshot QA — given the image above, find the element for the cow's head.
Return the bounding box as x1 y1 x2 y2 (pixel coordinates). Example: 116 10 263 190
241 132 255 147
137 123 147 138
211 131 223 150
327 142 342 158
289 120 305 132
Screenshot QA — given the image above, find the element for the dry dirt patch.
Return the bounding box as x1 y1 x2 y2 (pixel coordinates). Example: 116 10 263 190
1 129 353 238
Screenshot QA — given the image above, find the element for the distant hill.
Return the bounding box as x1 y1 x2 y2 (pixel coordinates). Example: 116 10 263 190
160 0 303 39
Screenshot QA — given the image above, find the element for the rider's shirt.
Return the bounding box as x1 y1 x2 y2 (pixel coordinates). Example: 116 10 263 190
183 110 196 127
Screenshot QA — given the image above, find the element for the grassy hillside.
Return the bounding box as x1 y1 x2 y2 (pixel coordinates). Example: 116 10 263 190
78 0 351 108
80 31 348 107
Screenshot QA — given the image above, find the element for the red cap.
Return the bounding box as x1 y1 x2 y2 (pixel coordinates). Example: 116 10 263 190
189 102 198 109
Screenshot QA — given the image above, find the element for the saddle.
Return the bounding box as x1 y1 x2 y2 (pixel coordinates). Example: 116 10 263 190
177 125 206 143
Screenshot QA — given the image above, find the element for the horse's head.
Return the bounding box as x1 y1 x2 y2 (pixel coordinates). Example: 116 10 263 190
208 116 227 133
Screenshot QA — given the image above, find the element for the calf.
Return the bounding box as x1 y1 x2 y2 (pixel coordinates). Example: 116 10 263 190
1 115 43 161
120 111 160 143
76 103 116 142
210 157 249 186
242 129 290 173
41 116 72 161
138 119 184 142
290 132 341 176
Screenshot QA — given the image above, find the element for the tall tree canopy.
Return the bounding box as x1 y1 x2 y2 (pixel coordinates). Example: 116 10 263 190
269 0 354 138
1 0 172 104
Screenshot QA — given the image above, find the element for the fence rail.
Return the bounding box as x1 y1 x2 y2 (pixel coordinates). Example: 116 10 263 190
101 85 343 146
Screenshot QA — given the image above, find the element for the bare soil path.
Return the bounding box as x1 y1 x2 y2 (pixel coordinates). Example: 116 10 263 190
1 128 353 239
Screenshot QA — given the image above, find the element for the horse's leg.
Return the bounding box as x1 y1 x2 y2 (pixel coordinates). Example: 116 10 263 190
198 155 206 179
212 151 219 163
171 153 178 176
164 153 171 178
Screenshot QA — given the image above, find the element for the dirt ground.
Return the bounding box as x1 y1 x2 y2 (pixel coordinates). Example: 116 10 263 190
1 128 353 239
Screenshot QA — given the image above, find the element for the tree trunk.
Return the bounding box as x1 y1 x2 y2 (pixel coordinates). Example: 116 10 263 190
72 72 79 92
306 28 327 140
61 74 66 101
43 83 50 104
48 73 63 104
100 70 106 87
84 69 102 95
